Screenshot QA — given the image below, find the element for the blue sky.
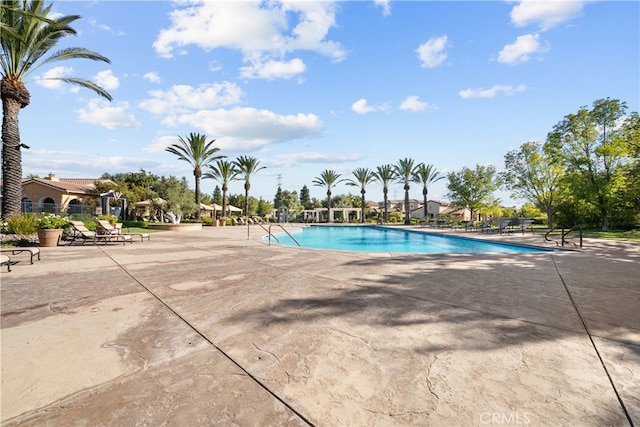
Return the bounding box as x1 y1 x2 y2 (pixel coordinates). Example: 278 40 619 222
18 0 640 206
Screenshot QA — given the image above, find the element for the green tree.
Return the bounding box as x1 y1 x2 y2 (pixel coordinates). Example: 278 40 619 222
346 167 376 223
203 159 239 218
546 98 637 230
233 155 265 218
274 186 284 208
155 176 196 222
394 158 418 225
1 0 112 218
300 185 312 209
274 189 302 220
212 186 222 205
256 197 273 217
413 163 443 220
309 197 323 209
374 164 396 222
520 202 545 220
501 141 564 229
312 169 344 223
446 164 500 220
165 133 224 220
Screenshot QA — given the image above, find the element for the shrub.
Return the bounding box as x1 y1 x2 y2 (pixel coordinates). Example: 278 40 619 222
35 214 70 230
98 214 118 225
389 212 403 223
201 217 213 226
6 214 38 234
122 220 148 229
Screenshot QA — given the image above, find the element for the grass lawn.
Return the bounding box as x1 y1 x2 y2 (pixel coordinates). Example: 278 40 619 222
581 229 640 242
531 226 640 243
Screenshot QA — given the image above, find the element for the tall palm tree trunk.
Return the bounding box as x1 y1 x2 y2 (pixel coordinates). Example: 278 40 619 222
326 190 332 223
194 168 202 220
422 188 428 220
404 184 411 225
383 189 389 222
1 81 30 218
244 183 250 217
222 184 228 218
360 190 366 223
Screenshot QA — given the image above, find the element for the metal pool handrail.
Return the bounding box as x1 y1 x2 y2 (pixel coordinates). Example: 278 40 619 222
268 224 301 247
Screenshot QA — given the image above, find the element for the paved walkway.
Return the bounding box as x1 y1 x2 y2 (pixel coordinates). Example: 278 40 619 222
1 226 638 426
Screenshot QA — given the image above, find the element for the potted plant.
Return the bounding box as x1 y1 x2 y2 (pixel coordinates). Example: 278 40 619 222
36 214 70 247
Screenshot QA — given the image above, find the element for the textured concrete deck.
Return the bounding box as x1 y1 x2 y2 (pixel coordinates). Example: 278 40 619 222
1 225 638 426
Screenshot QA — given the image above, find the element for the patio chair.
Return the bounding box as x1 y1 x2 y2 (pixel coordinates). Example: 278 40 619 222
97 219 150 242
519 219 535 235
497 219 514 234
0 247 41 264
68 221 132 245
473 220 493 233
1 254 11 272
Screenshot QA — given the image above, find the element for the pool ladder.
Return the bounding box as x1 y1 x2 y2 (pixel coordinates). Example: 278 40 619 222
259 223 301 247
545 226 583 248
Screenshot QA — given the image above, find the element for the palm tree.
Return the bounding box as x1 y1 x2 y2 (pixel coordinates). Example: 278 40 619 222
1 0 112 218
395 158 418 225
233 155 265 218
165 133 224 220
373 164 396 222
346 167 375 223
203 159 239 220
312 169 344 223
413 163 444 221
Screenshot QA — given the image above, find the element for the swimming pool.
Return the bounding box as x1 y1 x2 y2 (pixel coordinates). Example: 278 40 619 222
267 225 549 254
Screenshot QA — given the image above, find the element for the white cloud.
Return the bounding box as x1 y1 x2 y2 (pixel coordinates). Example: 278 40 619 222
75 99 141 129
24 149 158 175
153 1 346 79
351 98 388 114
94 70 119 90
143 135 182 153
459 85 527 99
139 82 243 115
143 72 161 84
239 58 306 80
162 107 324 151
510 0 585 31
35 66 73 89
268 151 364 167
498 33 548 65
399 96 428 112
374 0 391 16
416 35 448 69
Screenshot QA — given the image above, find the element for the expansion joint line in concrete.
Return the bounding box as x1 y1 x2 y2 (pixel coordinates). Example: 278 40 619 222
98 247 316 427
550 254 634 427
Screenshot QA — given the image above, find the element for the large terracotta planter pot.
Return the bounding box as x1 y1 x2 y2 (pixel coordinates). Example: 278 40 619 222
37 228 63 247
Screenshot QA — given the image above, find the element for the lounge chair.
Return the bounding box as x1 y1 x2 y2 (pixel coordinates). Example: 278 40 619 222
1 254 11 272
463 220 475 232
497 219 514 234
471 220 492 233
519 219 535 234
0 247 40 264
97 220 149 242
68 221 132 245
478 220 495 233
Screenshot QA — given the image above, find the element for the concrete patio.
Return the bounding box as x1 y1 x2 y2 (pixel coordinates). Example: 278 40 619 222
1 225 638 426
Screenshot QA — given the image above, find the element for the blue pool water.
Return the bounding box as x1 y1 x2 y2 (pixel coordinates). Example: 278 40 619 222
268 225 549 253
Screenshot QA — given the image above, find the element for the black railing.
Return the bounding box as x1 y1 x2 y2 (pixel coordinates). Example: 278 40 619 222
545 226 583 248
